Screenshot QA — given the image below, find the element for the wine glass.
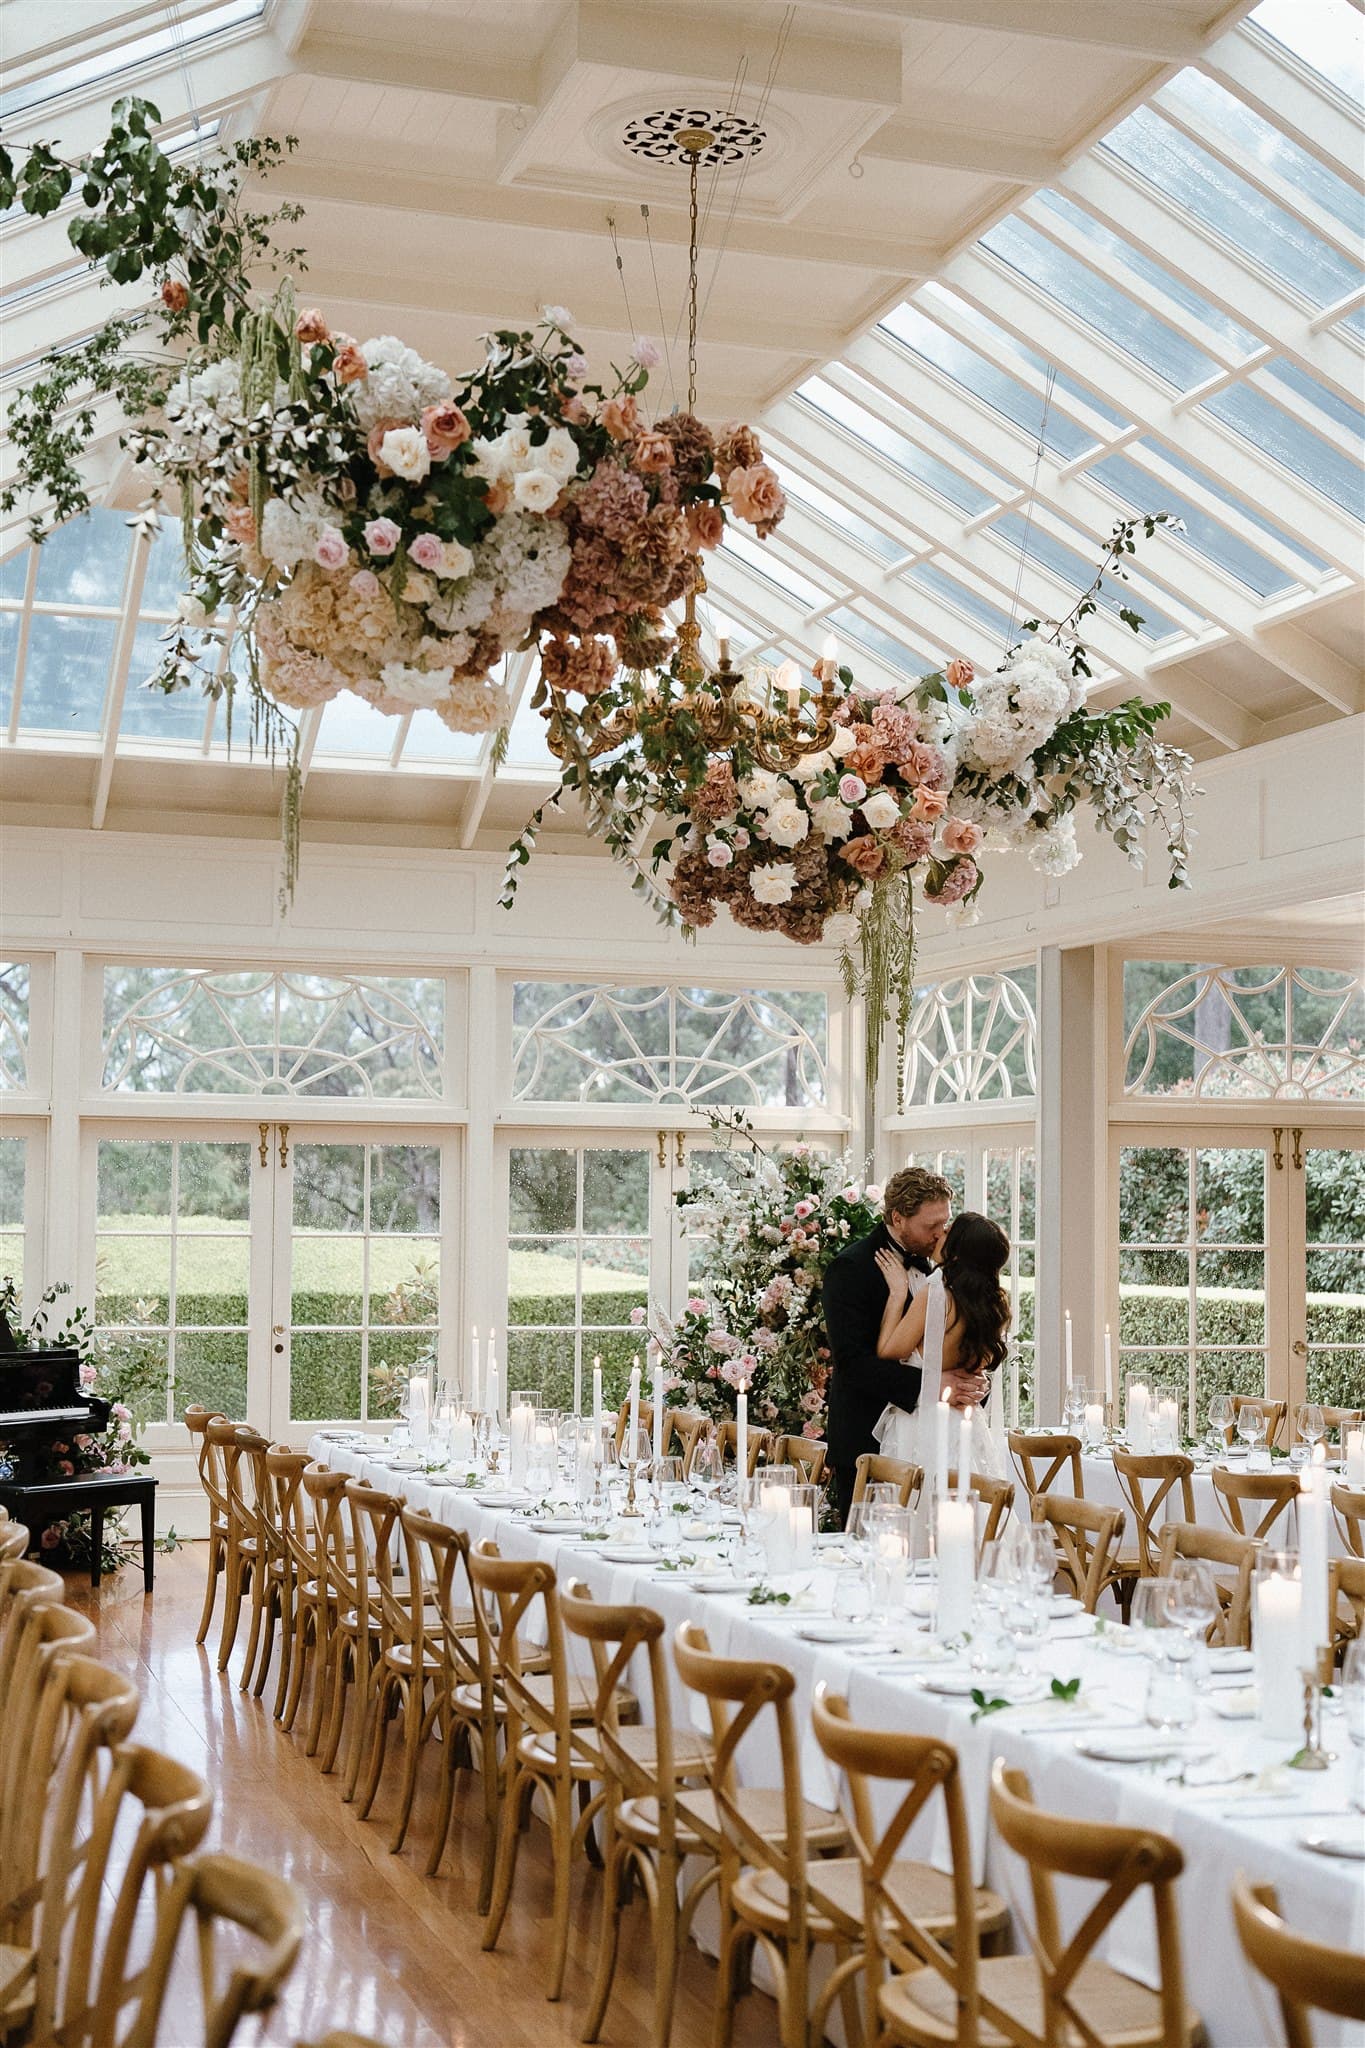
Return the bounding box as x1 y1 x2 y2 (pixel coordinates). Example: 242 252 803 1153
1296 1403 1326 1458
1130 1576 1177 1657
1236 1403 1266 1460
1166 1558 1220 1649
1206 1393 1232 1457
1023 1526 1060 1597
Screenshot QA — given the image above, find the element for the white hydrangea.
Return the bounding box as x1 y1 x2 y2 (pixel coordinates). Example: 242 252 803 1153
259 494 328 570
750 863 796 905
162 359 243 460
1027 812 1082 876
377 662 456 708
350 336 452 432
738 769 785 809
962 642 1077 776
822 912 859 947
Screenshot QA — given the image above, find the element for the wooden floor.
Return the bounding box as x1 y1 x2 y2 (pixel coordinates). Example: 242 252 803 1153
66 1545 778 2048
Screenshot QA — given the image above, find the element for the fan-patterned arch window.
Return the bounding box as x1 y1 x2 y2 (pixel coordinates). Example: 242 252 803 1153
102 967 443 1098
902 968 1037 1107
1122 962 1365 1100
0 963 30 1092
511 982 828 1108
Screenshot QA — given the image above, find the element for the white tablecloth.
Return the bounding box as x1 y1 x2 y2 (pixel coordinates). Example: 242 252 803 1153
1078 1449 1352 1559
312 1437 1365 2048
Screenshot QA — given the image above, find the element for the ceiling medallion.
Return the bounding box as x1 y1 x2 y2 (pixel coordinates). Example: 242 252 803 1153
620 106 766 169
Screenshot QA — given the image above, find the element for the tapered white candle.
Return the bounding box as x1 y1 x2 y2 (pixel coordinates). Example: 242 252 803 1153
484 1330 499 1422
1255 1572 1303 1741
1103 1324 1114 1407
592 1356 603 1462
470 1325 479 1407
652 1360 664 1465
933 1392 951 1504
1347 1429 1365 1487
627 1360 641 1460
1064 1310 1074 1390
572 1350 582 1422
737 1385 748 1481
956 1411 972 1501
1299 1455 1330 1673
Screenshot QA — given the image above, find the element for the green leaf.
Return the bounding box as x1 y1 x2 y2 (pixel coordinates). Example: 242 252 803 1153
970 1689 1009 1724
1050 1676 1082 1703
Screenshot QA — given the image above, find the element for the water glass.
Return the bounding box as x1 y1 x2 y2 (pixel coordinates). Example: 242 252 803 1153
1130 1576 1178 1656
1144 1650 1197 1734
1002 1584 1048 1670
832 1563 873 1626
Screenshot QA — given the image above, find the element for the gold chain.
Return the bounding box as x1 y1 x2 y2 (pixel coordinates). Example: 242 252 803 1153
686 144 700 413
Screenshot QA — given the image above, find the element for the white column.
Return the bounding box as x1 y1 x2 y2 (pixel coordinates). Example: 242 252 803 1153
463 962 499 1406
45 948 86 1292
1036 945 1105 1426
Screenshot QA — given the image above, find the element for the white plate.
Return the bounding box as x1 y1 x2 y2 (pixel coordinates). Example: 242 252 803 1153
1208 1648 1254 1675
921 1672 1046 1704
917 1671 978 1697
1050 1595 1084 1618
530 1517 584 1534
596 1545 657 1564
1209 1688 1258 1720
798 1622 877 1645
1300 1831 1365 1861
475 1491 527 1507
1076 1733 1187 1764
385 1456 424 1471
686 1575 758 1595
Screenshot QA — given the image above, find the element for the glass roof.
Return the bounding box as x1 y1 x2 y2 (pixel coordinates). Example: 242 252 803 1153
0 0 1360 801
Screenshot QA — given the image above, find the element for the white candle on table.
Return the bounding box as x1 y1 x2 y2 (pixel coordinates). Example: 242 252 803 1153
1103 1325 1113 1408
485 1329 499 1422
592 1357 603 1463
1346 1429 1365 1488
956 1411 972 1501
1128 1381 1151 1455
627 1360 641 1461
507 1402 533 1489
760 1481 795 1574
936 1497 975 1640
573 1351 582 1423
933 1392 951 1504
470 1325 479 1406
1084 1401 1104 1448
737 1386 748 1482
408 1375 430 1451
450 1407 474 1466
652 1360 664 1466
1156 1397 1179 1450
1298 1456 1330 1674
1064 1310 1074 1391
1255 1572 1304 1741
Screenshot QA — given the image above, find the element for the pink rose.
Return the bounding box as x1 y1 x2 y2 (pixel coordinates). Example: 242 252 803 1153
566 353 589 377
940 817 982 856
685 502 724 551
634 336 662 368
363 517 401 557
408 532 444 571
224 503 256 545
726 462 785 530
59 1459 75 1475
901 741 944 787
112 1403 131 1422
79 1361 97 1389
333 342 367 384
631 432 674 474
838 774 867 805
913 786 949 821
563 393 590 424
707 842 733 868
687 1297 708 1315
600 396 638 441
422 402 470 457
946 657 974 690
295 308 330 346
160 278 189 313
40 1526 62 1550
629 1306 646 1325
794 1199 815 1218
349 569 380 599
802 1420 824 1440
312 527 349 572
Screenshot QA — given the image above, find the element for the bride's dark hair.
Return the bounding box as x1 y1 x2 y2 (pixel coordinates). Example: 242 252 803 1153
940 1212 1011 1374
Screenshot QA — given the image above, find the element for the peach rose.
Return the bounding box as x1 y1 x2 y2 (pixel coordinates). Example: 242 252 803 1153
727 462 785 528
422 401 471 458
332 342 368 384
295 308 330 346
160 278 189 313
946 657 974 690
840 834 888 879
939 817 982 856
563 393 590 425
224 503 256 544
845 741 887 786
686 502 724 551
913 786 949 821
631 431 675 474
483 482 511 516
600 395 638 442
366 418 407 476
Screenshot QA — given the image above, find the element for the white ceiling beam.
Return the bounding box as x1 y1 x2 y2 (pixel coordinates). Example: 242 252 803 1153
1202 28 1365 184
860 119 1063 185
1152 84 1364 262
801 0 1238 61
569 3 902 106
0 26 289 148
460 652 537 849
947 249 1361 576
1057 155 1365 404
91 516 153 830
1249 623 1365 716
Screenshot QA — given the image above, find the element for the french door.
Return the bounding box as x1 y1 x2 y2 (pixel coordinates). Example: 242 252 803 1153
87 1120 457 1440
1111 1119 1364 1427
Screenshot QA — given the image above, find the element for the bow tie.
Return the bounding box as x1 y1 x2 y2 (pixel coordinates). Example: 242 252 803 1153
888 1236 931 1275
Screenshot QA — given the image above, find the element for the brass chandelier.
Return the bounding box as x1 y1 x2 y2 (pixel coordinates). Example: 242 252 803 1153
546 125 841 774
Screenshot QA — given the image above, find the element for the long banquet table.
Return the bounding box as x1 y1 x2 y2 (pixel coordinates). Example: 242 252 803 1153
312 1436 1365 2048
1079 1445 1353 1558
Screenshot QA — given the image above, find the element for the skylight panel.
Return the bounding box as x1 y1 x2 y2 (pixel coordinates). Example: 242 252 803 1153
1145 439 1331 577
826 607 940 677
0 553 28 601
1031 190 1262 359
1201 384 1363 512
32 509 128 607
721 527 830 610
778 470 902 564
1091 448 1305 596
798 378 997 519
120 622 208 739
1160 69 1364 235
989 513 1186 641
401 713 484 764
981 216 1221 391
141 523 193 614
0 3 264 120
878 303 1096 462
311 696 404 760
1102 106 1363 311
505 686 557 771
0 614 18 724
18 613 115 733
1261 360 1365 443
905 563 1015 643
1251 0 1365 101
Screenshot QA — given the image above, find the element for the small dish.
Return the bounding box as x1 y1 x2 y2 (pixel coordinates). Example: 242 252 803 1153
530 1517 584 1534
1076 1733 1184 1764
1209 1688 1258 1720
1208 1648 1254 1675
596 1544 657 1564
797 1622 877 1645
1050 1596 1084 1618
686 1575 758 1595
475 1490 526 1507
1300 1831 1365 1861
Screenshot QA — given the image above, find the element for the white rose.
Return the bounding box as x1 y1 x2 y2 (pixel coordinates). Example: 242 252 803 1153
738 769 783 809
765 797 810 849
500 414 533 467
750 862 796 905
860 789 902 830
537 426 580 481
402 568 437 605
790 748 833 783
823 912 859 947
829 724 857 758
810 796 854 841
378 426 432 482
176 593 208 626
377 662 454 707
468 436 507 482
439 540 474 580
512 469 560 512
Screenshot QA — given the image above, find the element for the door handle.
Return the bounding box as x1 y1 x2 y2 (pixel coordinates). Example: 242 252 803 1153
258 1122 271 1168
675 1132 685 1170
278 1123 290 1168
1270 1127 1283 1171
1290 1127 1303 1171
1292 1339 1307 1357
273 1322 286 1356
657 1130 667 1168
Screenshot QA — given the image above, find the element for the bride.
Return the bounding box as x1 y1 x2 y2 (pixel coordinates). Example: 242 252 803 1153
871 1211 1011 1482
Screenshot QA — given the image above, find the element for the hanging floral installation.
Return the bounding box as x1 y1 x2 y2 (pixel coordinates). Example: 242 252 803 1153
2 105 1198 1077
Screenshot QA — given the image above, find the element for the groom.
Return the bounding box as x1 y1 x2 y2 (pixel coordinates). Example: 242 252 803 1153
822 1166 989 1528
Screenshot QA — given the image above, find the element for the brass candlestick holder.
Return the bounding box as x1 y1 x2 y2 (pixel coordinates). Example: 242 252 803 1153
621 1457 643 1520
1289 1650 1336 1772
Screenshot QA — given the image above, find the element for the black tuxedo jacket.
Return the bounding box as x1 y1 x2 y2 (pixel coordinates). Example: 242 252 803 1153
821 1222 930 1468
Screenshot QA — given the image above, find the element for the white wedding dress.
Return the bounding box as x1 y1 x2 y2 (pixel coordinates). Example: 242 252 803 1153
872 1269 1006 1481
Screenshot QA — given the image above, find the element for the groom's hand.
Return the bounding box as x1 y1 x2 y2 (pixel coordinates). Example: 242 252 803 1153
943 1366 989 1409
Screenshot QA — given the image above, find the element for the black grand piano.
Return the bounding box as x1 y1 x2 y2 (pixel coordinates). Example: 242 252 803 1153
0 1309 111 1483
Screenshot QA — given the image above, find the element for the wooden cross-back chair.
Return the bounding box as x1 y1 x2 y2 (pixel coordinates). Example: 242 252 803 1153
313 1478 384 1792
183 1406 229 1647
0 1604 103 1921
614 1397 654 1456
1007 1431 1083 1507
851 1455 922 1509
253 1447 310 1717
118 1850 303 2048
1111 1451 1196 1579
1211 1467 1299 1543
559 1584 715 2048
1329 1554 1364 1659
290 1464 348 1755
470 1542 630 2003
1330 1481 1365 1560
1155 1522 1260 1649
1319 1405 1363 1444
671 1621 861 2048
716 1419 771 1477
234 1432 296 1704
810 1687 1009 2048
1031 1493 1128 1615
1232 1876 1365 2048
0 1518 28 1564
665 1408 710 1475
946 1470 1015 1559
205 1420 257 1674
333 1482 403 1806
987 1759 1204 2048
0 1556 65 1702
770 1434 828 1487
1230 1394 1287 1447
346 1483 443 1845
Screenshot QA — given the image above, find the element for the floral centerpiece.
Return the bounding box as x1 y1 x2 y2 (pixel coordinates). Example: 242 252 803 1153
642 1115 880 1443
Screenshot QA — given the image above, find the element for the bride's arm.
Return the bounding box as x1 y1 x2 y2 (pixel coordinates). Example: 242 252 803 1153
879 1286 931 1360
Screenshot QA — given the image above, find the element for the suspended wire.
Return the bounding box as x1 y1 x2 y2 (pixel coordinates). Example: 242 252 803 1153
605 213 642 364
165 0 207 158
639 204 678 410
1006 363 1057 651
698 10 795 337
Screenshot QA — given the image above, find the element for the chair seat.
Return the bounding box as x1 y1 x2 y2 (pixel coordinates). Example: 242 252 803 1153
676 1786 849 1855
734 1856 1007 1946
0 1941 35 2019
881 1951 1203 2047
380 1640 445 1677
611 1722 712 1774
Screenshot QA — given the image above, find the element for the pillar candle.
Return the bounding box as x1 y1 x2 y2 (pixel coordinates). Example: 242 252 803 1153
573 1350 582 1423
470 1325 479 1406
760 1482 795 1575
1346 1429 1365 1487
485 1329 499 1422
507 1402 533 1489
1084 1402 1104 1448
1064 1310 1074 1391
1127 1382 1151 1454
1298 1459 1330 1672
408 1375 430 1451
737 1386 748 1482
956 1411 972 1501
450 1408 474 1466
936 1498 975 1640
933 1393 951 1504
1156 1397 1179 1451
652 1360 665 1466
1103 1325 1114 1407
627 1360 641 1461
1255 1572 1304 1741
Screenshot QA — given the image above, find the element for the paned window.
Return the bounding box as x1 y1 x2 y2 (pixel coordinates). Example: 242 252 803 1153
506 1145 649 1407
0 963 30 1091
102 967 444 1098
511 983 828 1108
0 1136 24 1292
902 969 1037 1107
1123 962 1365 1100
